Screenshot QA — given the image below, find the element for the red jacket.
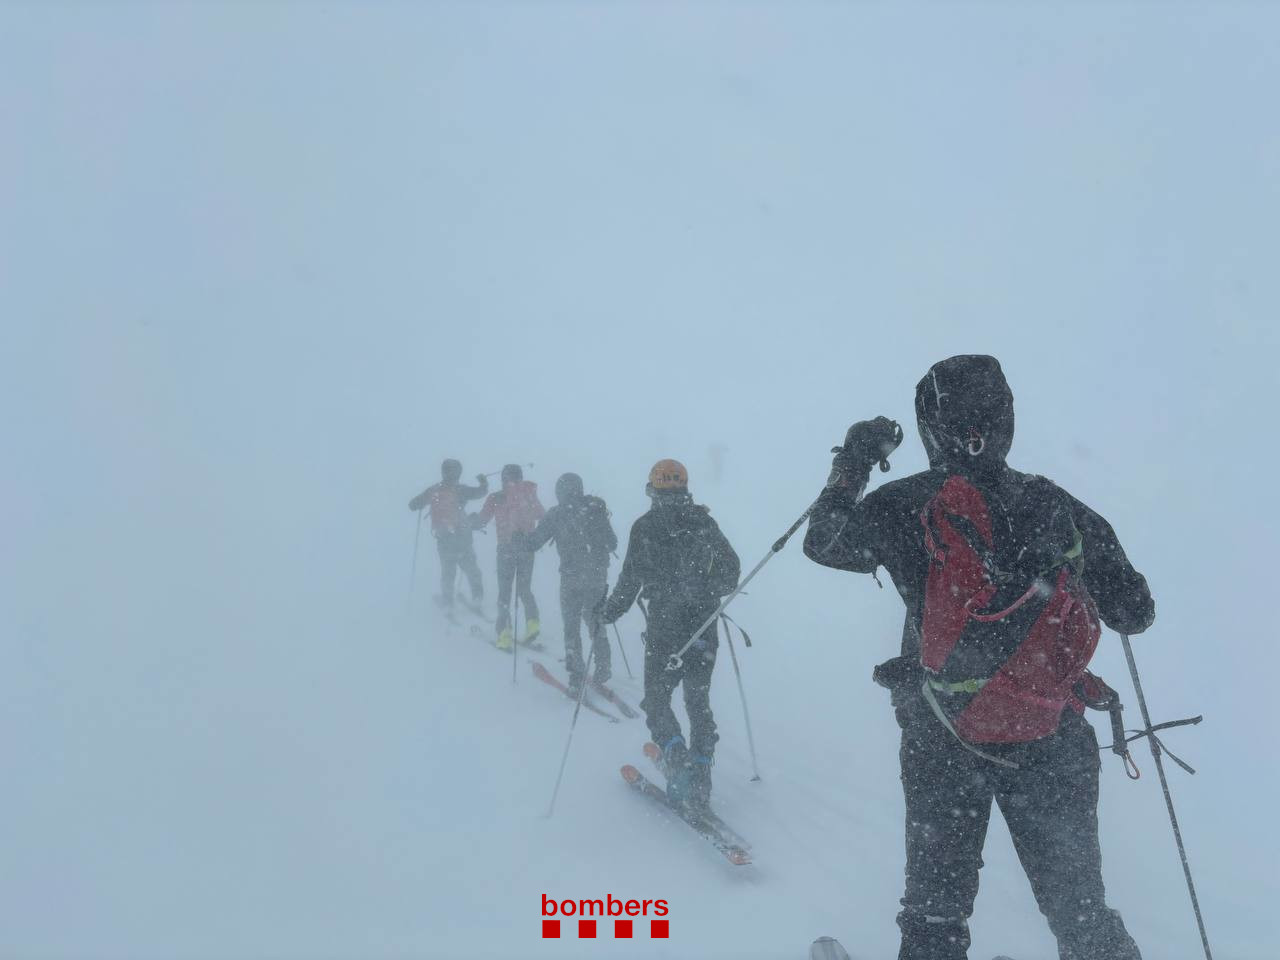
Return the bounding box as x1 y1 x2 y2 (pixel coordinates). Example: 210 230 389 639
408 480 486 534
475 481 545 544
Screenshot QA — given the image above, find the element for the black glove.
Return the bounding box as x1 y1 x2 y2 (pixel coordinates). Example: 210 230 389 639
476 473 488 489
828 417 903 490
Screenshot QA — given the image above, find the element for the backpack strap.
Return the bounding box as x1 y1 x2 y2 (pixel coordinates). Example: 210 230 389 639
920 677 1019 769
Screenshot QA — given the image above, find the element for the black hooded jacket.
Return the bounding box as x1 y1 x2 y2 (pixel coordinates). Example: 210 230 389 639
526 494 618 580
602 496 741 638
803 356 1155 662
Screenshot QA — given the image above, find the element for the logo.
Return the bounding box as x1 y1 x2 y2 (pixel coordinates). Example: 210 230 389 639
541 894 670 939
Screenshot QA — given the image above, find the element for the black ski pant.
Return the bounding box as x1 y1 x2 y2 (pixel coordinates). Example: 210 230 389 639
495 541 538 634
641 614 718 759
896 707 1140 960
561 570 610 684
436 527 482 607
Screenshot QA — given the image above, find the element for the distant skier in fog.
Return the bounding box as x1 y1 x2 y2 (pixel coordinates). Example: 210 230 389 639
600 460 740 816
804 355 1155 960
473 464 545 649
522 472 617 694
408 459 487 613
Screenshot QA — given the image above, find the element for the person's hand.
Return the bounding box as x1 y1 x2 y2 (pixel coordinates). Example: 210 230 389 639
828 416 903 488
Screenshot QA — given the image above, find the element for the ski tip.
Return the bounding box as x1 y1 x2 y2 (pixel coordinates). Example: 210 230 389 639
642 741 661 761
727 848 752 866
620 764 642 784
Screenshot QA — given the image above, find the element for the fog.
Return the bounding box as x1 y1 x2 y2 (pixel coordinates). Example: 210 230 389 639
3 3 1277 958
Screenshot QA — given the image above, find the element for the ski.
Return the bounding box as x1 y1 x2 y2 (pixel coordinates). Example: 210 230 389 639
531 661 620 723
456 597 494 623
591 680 639 719
620 764 751 865
642 742 752 850
810 937 852 960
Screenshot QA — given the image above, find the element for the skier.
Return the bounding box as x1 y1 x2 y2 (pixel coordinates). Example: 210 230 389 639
407 459 487 613
522 472 618 693
803 355 1155 960
472 464 546 649
599 460 740 814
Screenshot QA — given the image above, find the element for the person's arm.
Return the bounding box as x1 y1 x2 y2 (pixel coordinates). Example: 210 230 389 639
1065 491 1156 635
458 474 489 503
601 521 645 623
603 511 618 554
705 517 741 596
525 507 559 552
802 416 900 574
472 493 497 529
408 483 439 513
803 483 887 574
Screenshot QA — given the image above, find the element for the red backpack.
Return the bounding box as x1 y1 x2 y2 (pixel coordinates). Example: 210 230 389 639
919 475 1102 744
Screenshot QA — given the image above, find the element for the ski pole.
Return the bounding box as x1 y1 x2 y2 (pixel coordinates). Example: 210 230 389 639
484 462 535 479
611 621 633 679
722 619 761 781
662 423 903 673
545 642 596 817
665 499 818 671
1120 632 1214 960
407 508 424 612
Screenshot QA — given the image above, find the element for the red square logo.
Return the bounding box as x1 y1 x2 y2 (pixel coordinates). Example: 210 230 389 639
542 919 560 939
651 919 669 938
615 919 633 938
578 919 596 939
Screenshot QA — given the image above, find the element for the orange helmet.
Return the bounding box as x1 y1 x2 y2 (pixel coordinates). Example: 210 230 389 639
647 458 688 491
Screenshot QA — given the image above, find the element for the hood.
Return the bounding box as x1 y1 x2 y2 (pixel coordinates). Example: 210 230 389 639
914 355 1014 474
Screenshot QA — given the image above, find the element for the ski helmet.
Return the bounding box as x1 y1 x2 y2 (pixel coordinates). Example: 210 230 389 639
647 459 688 492
501 463 523 485
555 472 584 505
914 355 1014 472
441 458 463 483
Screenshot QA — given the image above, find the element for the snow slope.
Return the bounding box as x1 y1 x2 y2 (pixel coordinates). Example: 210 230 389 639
4 4 1278 959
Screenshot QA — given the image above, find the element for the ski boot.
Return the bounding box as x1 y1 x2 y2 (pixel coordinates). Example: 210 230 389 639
495 626 514 651
660 736 693 809
523 618 541 644
685 753 712 814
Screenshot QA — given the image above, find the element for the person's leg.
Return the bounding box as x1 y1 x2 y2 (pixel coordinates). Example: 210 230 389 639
457 531 483 604
995 712 1142 960
517 547 539 628
680 641 718 759
586 577 611 684
640 634 684 755
494 544 515 640
897 719 994 960
436 536 457 607
561 578 586 686
678 635 717 810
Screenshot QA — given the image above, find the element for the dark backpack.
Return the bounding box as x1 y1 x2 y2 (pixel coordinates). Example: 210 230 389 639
579 496 614 559
650 509 735 605
918 475 1102 744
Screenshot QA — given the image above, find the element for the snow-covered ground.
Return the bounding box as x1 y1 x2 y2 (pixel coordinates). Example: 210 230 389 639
4 3 1278 958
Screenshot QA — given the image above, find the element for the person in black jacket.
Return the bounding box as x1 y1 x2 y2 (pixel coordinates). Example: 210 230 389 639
600 459 740 814
804 356 1154 960
523 472 618 691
